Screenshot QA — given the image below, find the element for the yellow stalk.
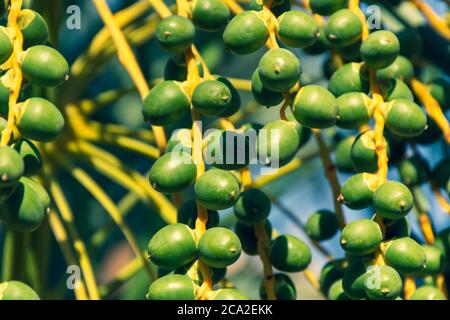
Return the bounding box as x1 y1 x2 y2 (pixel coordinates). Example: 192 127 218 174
411 0 450 40
227 78 252 91
147 0 173 18
303 269 320 290
87 121 155 143
99 256 143 298
223 0 245 14
404 276 416 299
255 222 277 300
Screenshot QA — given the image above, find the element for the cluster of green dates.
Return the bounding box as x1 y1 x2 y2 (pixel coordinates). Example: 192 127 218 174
0 9 68 232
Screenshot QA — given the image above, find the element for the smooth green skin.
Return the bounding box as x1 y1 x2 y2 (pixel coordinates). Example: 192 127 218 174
361 31 400 69
303 26 329 55
25 176 50 209
373 181 413 220
305 210 339 241
149 152 196 193
215 76 241 117
410 286 446 300
342 258 370 300
419 245 444 276
164 58 187 81
198 227 241 268
192 80 232 116
384 217 411 240
13 139 42 176
320 259 347 295
156 16 195 53
340 219 382 256
147 223 197 269
385 237 426 274
258 120 300 167
377 55 415 82
0 176 46 232
18 9 49 48
335 136 356 173
234 221 271 255
269 234 312 272
166 128 192 154
0 281 40 300
212 288 248 300
325 9 362 47
249 0 291 17
177 199 219 229
260 273 296 300
379 79 413 102
364 265 402 300
351 131 389 173
385 99 427 138
0 27 12 64
431 157 450 189
146 274 196 300
142 81 190 126
328 63 369 97
340 173 374 210
21 45 69 87
203 130 251 170
16 97 64 142
429 78 450 110
292 85 338 129
0 147 24 188
277 11 318 48
223 11 269 55
191 0 230 31
234 188 271 226
251 69 284 107
336 92 372 129
258 48 300 92
398 156 429 186
311 0 345 15
328 279 349 300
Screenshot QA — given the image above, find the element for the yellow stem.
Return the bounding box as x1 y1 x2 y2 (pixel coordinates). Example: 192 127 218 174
99 256 143 298
303 269 320 290
404 276 416 299
348 0 368 40
431 182 450 215
411 0 450 40
148 0 173 18
280 92 290 121
255 222 277 300
223 0 244 14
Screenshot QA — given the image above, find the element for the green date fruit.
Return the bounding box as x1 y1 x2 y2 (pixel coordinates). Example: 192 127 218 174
325 9 362 47
372 181 413 220
234 188 271 226
305 209 339 241
156 16 195 53
0 146 24 188
258 48 300 92
198 227 242 267
0 281 40 300
361 31 400 69
340 219 382 256
269 234 311 272
260 273 296 300
146 274 196 300
277 11 319 48
384 237 426 274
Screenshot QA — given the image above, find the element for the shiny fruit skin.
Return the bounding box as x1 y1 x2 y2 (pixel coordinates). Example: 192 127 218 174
339 173 376 210
328 62 369 97
363 265 402 300
0 146 24 188
146 274 196 300
191 0 230 31
251 69 284 107
234 188 271 226
305 209 339 241
192 80 232 116
325 9 362 47
372 181 413 220
13 139 42 176
340 219 383 256
18 9 49 48
361 31 400 69
384 237 426 274
198 227 242 268
277 11 318 48
269 234 311 272
336 92 373 129
409 286 446 300
383 99 427 138
156 16 195 54
0 281 40 300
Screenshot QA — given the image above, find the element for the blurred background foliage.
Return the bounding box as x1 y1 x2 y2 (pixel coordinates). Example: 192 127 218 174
0 0 448 299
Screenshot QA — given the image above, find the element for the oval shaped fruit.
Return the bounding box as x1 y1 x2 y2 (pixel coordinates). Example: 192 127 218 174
18 9 49 48
277 11 318 48
20 45 69 87
325 9 362 47
223 11 269 54
147 223 197 269
328 279 349 300
305 210 339 241
198 227 241 267
192 80 232 116
320 259 347 295
0 26 12 64
410 286 446 300
0 176 48 232
257 120 300 167
335 136 356 173
336 92 373 129
429 77 450 110
149 152 196 193
215 76 241 117
269 234 311 272
383 99 427 138
379 79 413 102
191 0 230 31
234 188 271 226
292 85 338 128
377 55 415 82
0 281 40 300
234 221 272 255
398 156 430 186
328 62 369 97
339 173 377 210
310 0 345 16
419 245 444 276
384 237 426 274
15 97 64 142
177 199 219 229
258 48 300 92
142 81 190 125
373 181 413 220
361 31 400 69
251 69 284 107
209 288 248 300
364 265 402 300
303 26 329 54
195 169 241 210
340 219 382 256
156 15 195 53
342 258 369 300
13 139 42 176
351 131 389 173
146 274 196 300
260 273 296 300
0 146 24 188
